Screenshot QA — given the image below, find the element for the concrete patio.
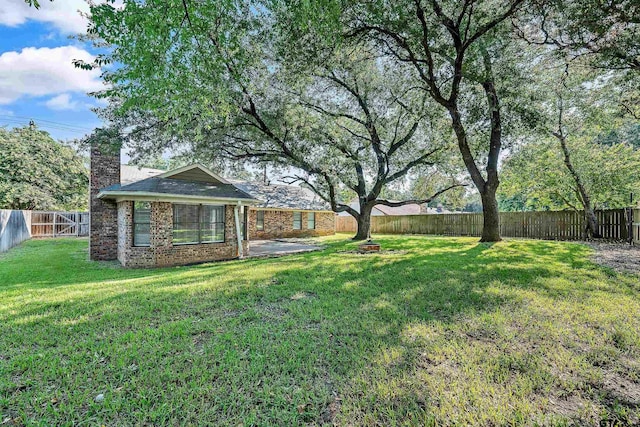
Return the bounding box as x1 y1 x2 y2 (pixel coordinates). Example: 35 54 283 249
248 239 322 258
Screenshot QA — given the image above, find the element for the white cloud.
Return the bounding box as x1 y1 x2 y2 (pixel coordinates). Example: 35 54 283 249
0 46 104 105
0 0 90 34
44 93 79 111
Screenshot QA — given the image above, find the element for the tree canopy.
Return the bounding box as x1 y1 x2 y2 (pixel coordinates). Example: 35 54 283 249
500 137 640 212
81 0 640 241
85 2 466 239
0 126 88 211
275 0 541 241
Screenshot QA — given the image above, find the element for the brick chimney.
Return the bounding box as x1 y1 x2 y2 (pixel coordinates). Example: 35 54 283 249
90 143 120 261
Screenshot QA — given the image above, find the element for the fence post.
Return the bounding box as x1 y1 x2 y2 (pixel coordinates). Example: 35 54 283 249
52 213 57 238
631 207 640 245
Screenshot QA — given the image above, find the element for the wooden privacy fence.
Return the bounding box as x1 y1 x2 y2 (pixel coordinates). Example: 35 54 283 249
0 210 32 253
336 208 635 241
31 211 89 238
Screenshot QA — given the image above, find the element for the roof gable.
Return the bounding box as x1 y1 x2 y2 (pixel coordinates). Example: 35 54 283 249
160 164 229 184
98 176 258 204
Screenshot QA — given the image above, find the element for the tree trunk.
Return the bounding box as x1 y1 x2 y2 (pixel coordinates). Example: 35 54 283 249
480 187 502 242
555 127 601 238
584 207 600 239
445 51 503 243
353 203 374 241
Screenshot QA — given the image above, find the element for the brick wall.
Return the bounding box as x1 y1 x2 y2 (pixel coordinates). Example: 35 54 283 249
90 145 120 261
247 209 335 239
118 201 248 268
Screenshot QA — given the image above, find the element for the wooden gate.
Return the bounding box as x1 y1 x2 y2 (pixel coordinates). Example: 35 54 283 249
31 211 89 237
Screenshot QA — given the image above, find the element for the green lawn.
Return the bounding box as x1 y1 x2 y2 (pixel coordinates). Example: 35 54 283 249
1 236 639 426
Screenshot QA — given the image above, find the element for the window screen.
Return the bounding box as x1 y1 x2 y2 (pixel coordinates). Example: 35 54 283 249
200 205 225 243
256 210 264 231
172 204 225 244
293 211 302 230
133 201 151 246
173 204 201 244
307 212 315 229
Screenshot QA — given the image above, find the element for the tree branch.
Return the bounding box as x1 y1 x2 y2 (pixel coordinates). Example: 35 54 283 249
376 182 466 207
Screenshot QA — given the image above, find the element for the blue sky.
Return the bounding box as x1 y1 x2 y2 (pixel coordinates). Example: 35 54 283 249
0 0 106 141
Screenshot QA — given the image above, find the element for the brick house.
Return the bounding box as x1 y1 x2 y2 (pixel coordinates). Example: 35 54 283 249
231 181 335 240
90 147 335 267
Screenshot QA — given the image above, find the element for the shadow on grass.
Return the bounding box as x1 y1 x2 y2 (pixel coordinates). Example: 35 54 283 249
1 236 638 425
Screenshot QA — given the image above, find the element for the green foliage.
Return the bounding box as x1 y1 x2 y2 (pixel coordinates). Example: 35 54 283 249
499 137 640 211
85 0 267 133
404 172 466 211
532 0 639 72
596 122 640 149
86 0 456 219
518 1 640 119
83 0 639 223
496 48 640 212
0 126 88 211
23 0 46 8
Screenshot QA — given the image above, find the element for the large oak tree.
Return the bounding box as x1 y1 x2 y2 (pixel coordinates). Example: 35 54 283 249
276 0 529 241
84 1 461 240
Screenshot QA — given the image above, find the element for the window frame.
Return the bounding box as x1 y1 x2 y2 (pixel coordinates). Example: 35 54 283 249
307 211 316 230
132 201 151 247
199 204 226 244
256 210 265 231
293 211 302 230
172 203 226 246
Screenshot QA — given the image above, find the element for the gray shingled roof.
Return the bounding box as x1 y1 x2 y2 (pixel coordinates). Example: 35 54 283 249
101 177 257 201
230 181 332 211
120 165 165 184
106 164 332 211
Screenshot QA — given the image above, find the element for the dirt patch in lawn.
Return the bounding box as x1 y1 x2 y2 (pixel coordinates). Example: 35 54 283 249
601 371 640 406
337 250 408 256
588 242 640 275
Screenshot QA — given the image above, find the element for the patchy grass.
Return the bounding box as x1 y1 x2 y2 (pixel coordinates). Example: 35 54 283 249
0 235 639 426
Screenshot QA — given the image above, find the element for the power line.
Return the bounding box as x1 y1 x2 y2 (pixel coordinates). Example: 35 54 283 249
0 115 97 132
0 119 94 136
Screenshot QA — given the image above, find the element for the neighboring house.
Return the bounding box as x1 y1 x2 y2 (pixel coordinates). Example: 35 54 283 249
336 199 451 216
338 199 424 216
90 148 335 268
336 200 420 217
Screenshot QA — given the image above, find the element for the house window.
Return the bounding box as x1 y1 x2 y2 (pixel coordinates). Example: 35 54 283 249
133 201 151 247
293 211 302 230
173 204 225 245
256 210 264 231
307 212 315 229
200 205 225 243
173 204 200 244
